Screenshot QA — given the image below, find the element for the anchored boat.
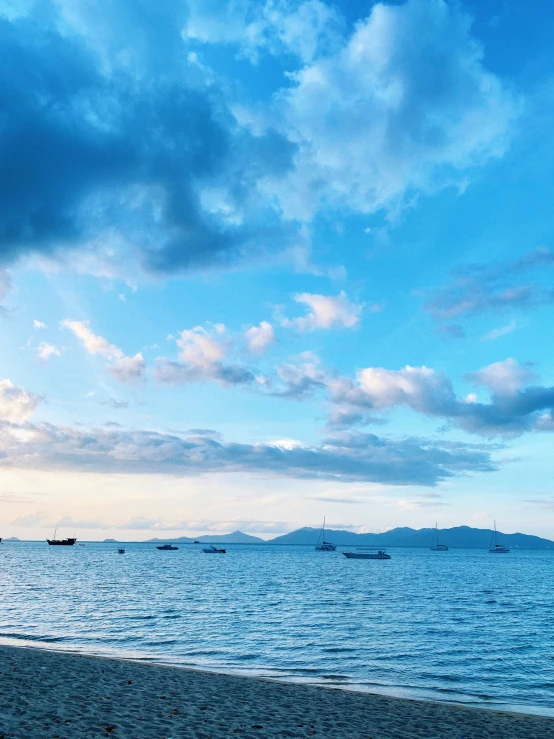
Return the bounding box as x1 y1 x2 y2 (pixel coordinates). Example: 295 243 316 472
156 544 179 551
430 522 448 551
202 544 226 554
47 529 77 546
343 549 391 560
489 522 509 553
315 517 336 551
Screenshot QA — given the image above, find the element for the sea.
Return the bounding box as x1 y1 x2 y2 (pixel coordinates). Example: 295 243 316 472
1 541 553 717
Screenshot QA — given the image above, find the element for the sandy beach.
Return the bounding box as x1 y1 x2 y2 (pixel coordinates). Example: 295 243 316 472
1 645 553 738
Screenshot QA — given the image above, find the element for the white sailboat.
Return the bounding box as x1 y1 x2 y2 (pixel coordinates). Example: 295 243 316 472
315 518 336 551
489 521 509 553
430 522 448 551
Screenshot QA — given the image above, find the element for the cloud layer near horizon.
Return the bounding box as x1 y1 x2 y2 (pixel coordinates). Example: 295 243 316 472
0 420 495 487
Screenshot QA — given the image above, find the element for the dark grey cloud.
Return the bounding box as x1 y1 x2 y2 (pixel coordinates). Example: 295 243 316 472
424 247 554 325
0 421 495 487
0 3 296 273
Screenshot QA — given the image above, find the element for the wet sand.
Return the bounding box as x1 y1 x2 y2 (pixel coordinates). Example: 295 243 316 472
1 644 553 738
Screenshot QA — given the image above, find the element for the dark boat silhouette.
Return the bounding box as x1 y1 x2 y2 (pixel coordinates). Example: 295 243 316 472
47 529 76 546
156 544 178 550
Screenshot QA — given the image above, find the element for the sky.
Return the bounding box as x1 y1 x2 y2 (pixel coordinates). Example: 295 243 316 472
2 0 554 541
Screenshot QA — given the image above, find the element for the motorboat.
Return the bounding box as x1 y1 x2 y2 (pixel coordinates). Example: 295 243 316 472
202 544 226 554
489 522 509 553
315 517 336 551
193 540 200 544
47 529 77 546
430 522 448 551
343 549 391 560
156 544 179 551
118 547 125 554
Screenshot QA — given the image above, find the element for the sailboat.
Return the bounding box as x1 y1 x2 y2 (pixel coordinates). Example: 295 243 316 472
430 523 448 551
315 518 336 551
489 522 509 553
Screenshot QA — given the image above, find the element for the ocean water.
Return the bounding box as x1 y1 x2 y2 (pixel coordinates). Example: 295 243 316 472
1 542 553 716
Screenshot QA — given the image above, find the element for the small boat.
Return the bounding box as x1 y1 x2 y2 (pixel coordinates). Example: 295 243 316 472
47 529 77 546
315 517 336 551
343 549 391 560
202 544 226 554
156 544 179 551
430 522 448 551
118 547 126 554
489 522 509 553
193 540 200 544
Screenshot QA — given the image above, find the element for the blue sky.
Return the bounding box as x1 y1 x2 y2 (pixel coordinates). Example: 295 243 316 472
2 0 554 540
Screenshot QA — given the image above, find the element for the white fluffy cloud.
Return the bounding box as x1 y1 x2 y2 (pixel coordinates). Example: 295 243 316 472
245 321 275 354
465 358 535 396
62 319 145 384
36 342 61 363
155 325 257 386
270 0 518 219
0 379 41 421
328 359 554 437
176 326 227 368
283 291 362 331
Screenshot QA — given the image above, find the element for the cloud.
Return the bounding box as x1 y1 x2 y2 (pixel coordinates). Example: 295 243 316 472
270 0 518 220
10 510 109 529
283 291 362 331
33 320 47 330
328 358 554 437
185 0 344 64
481 319 517 341
0 270 12 301
273 352 326 398
155 325 257 386
424 247 554 323
0 1 298 274
245 321 275 354
0 421 495 486
0 379 41 421
62 320 145 384
108 354 147 384
465 358 535 395
0 0 518 276
36 342 61 363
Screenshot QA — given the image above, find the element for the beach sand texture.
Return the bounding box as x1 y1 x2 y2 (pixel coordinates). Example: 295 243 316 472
1 645 553 739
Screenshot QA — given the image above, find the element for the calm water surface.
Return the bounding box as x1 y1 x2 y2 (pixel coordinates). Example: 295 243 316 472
1 542 553 716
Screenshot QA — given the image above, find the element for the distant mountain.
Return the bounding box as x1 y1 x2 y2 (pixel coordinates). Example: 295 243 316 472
2 537 20 542
103 538 119 543
147 530 264 544
268 525 554 549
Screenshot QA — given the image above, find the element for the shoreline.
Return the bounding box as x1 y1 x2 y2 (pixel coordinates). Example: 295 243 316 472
2 635 553 719
1 644 554 738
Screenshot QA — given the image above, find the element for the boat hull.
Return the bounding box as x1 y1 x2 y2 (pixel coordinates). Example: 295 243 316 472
47 539 77 546
343 552 391 560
